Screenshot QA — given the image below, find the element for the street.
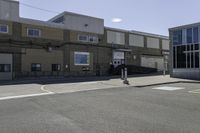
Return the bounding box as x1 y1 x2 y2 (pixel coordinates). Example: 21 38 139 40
0 82 200 133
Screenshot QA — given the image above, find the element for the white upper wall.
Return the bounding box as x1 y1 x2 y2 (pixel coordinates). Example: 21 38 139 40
162 40 169 50
129 34 144 47
49 12 104 34
0 0 19 21
147 37 160 49
107 31 125 45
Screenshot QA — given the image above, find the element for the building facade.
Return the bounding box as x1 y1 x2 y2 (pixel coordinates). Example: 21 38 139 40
169 23 200 80
0 0 169 80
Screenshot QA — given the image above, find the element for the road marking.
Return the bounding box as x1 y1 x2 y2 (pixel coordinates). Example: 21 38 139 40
189 89 200 94
59 81 98 86
0 93 53 101
40 85 55 94
152 86 184 91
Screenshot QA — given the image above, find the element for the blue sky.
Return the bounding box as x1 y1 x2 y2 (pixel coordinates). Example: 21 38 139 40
19 0 200 36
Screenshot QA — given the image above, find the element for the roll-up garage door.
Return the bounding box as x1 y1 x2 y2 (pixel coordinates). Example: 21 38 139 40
0 54 13 80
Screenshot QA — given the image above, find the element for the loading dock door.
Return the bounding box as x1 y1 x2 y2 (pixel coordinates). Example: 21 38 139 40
141 55 164 71
0 54 13 80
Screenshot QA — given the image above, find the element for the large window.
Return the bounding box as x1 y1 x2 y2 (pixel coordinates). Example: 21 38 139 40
193 27 199 43
31 63 41 72
27 28 41 37
187 28 193 43
173 44 200 69
186 27 199 44
173 30 182 45
0 64 11 72
74 52 90 66
176 45 186 68
0 24 8 33
52 64 61 71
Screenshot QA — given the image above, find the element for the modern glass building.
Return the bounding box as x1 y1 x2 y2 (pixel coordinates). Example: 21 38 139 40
169 23 200 79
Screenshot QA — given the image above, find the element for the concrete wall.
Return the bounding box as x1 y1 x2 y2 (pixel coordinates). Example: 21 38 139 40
21 24 64 41
0 0 19 21
0 53 12 80
63 13 104 34
63 44 112 76
173 69 200 80
107 31 125 45
141 55 164 70
21 49 63 72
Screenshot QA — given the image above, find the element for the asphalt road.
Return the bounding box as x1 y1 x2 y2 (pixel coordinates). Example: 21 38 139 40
0 83 200 133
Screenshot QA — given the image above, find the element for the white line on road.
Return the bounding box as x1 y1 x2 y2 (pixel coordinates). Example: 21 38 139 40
0 93 54 101
40 85 55 94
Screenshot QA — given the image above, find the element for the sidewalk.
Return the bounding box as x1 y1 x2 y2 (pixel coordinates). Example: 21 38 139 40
36 75 200 94
0 75 199 100
102 75 200 87
0 75 199 87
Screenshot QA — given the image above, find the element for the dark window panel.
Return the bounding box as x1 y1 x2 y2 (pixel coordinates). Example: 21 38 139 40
193 27 199 43
195 52 199 68
173 30 182 45
187 28 192 43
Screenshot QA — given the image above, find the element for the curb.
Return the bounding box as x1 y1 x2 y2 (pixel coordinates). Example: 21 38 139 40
134 81 200 88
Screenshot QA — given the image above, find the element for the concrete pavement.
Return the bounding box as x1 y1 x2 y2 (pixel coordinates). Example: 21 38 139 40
0 75 199 100
0 83 200 133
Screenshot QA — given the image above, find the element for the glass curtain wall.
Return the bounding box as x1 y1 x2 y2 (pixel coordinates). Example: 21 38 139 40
173 27 200 69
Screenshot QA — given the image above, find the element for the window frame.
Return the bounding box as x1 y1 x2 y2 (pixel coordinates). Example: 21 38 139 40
0 24 8 34
31 63 41 72
74 52 90 66
78 35 89 42
27 28 41 38
52 64 61 72
88 36 98 43
0 64 11 72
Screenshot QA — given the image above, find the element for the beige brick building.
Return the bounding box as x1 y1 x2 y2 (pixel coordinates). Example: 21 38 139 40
0 0 169 80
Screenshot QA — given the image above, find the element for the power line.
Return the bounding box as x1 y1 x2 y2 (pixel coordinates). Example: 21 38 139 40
20 2 60 14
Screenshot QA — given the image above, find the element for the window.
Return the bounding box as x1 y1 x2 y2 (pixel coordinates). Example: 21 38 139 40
89 36 98 43
176 45 186 68
74 52 90 66
0 24 8 33
195 52 199 68
52 16 64 24
78 35 88 42
187 28 193 43
173 30 182 45
78 35 98 43
193 27 199 43
27 28 41 37
0 64 11 72
52 64 61 71
31 63 41 72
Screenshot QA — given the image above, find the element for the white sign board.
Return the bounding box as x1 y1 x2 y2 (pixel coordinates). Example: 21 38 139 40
113 51 124 59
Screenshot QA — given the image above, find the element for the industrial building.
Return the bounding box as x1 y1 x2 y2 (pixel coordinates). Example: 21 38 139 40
0 0 169 80
169 22 200 80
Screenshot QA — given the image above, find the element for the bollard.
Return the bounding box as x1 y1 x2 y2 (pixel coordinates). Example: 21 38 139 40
123 67 129 85
121 68 124 79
